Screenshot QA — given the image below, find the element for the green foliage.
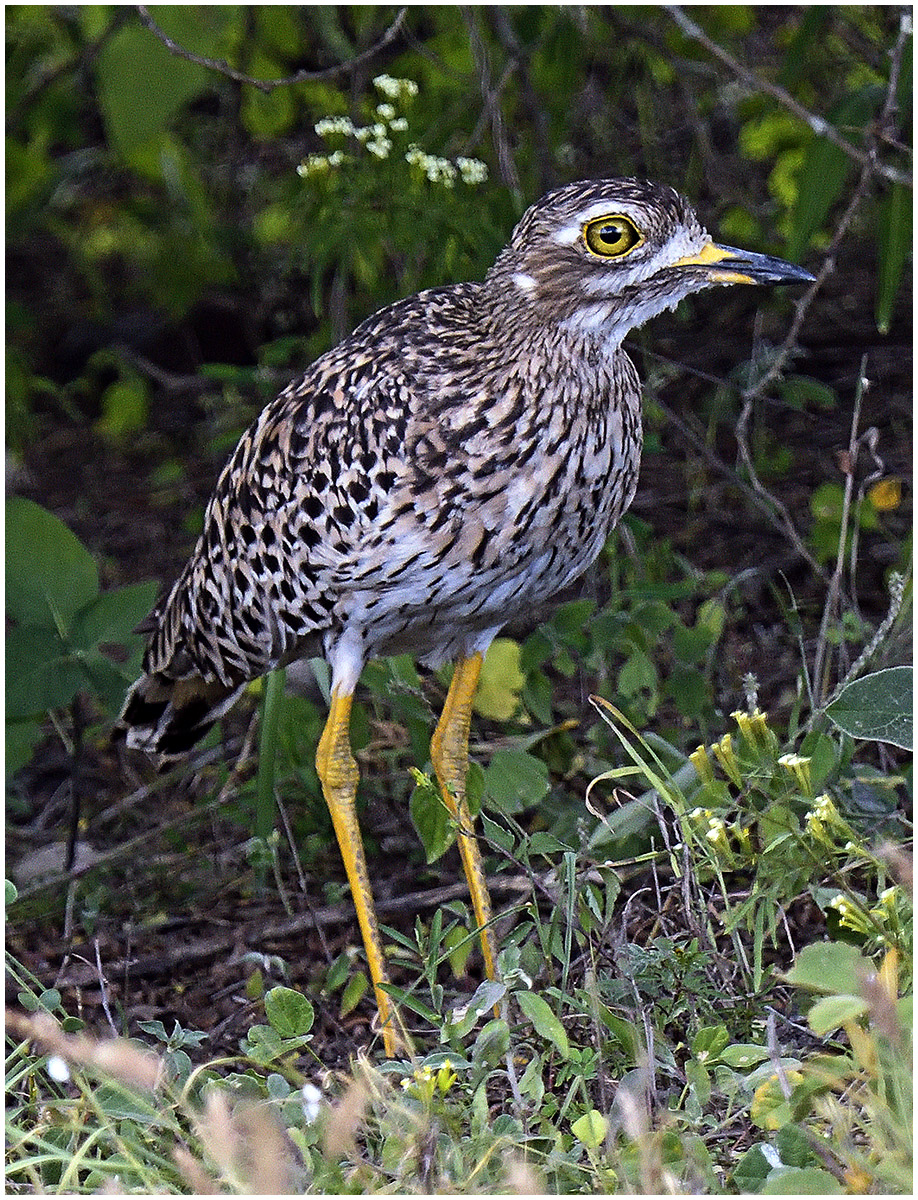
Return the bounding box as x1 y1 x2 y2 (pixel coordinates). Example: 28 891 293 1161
5 499 158 774
825 666 912 750
95 9 231 158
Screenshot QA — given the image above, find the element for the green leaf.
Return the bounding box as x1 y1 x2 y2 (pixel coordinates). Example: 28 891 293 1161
79 650 145 714
875 183 911 334
719 1043 771 1070
69 582 159 652
807 993 869 1035
691 1024 730 1062
784 941 873 995
5 626 84 719
240 50 296 140
95 9 227 157
515 990 569 1059
409 777 454 864
617 648 657 702
6 499 98 631
242 1023 286 1065
264 986 314 1038
483 748 550 816
340 972 368 1019
824 667 912 749
571 1109 608 1149
473 638 525 721
788 87 881 260
731 1143 774 1192
96 378 150 438
775 1122 817 1168
6 718 45 777
761 1166 843 1194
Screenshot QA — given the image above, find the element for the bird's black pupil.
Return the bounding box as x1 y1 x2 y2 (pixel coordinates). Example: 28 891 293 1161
600 225 623 244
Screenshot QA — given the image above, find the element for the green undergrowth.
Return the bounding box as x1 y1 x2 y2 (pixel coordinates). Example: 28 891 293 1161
5 485 913 1194
7 691 912 1193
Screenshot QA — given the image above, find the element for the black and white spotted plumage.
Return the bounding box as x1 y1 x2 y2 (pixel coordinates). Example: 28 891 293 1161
117 178 809 755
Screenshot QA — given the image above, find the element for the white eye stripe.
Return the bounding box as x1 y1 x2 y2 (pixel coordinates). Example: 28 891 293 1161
579 198 637 223
554 209 643 246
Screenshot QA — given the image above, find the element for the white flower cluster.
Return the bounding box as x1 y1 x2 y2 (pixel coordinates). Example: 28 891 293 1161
298 77 488 188
456 156 488 184
310 113 392 160
405 144 457 186
373 73 418 101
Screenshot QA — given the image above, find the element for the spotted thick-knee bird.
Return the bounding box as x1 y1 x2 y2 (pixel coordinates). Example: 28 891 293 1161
117 178 812 1054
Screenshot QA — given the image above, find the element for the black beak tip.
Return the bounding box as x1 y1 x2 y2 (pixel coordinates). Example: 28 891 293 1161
770 261 816 287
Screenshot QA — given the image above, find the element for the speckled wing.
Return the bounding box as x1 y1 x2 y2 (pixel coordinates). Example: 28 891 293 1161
118 275 642 754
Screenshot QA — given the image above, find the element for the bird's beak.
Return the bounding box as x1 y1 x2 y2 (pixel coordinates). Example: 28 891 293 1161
670 240 815 286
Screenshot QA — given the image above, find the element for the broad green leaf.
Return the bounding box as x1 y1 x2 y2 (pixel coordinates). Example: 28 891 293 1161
6 499 98 631
243 1022 286 1064
467 979 507 1015
824 667 912 749
775 1122 817 1168
5 626 84 719
807 993 869 1035
515 990 569 1059
784 941 872 995
473 638 525 721
483 748 550 815
731 1144 776 1193
617 648 657 702
80 650 146 714
788 87 881 260
95 14 212 158
761 1165 843 1194
6 718 45 777
719 1043 771 1070
751 1071 805 1130
240 50 296 139
825 667 912 748
691 1024 730 1062
571 1109 607 1149
263 987 314 1038
472 1017 510 1067
69 582 160 653
443 923 473 978
96 378 149 438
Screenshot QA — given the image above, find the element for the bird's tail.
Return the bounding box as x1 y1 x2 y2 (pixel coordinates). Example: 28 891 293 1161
115 671 246 758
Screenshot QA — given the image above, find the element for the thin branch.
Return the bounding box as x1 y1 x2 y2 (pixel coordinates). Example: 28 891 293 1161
53 876 534 987
729 14 910 594
463 8 521 195
666 6 911 187
811 361 867 703
639 374 827 580
135 6 407 95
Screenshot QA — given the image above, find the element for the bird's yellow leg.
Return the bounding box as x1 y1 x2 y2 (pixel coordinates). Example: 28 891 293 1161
430 653 499 986
315 688 401 1056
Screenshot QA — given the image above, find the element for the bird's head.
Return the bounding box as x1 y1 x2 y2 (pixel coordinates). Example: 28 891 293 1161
490 178 814 345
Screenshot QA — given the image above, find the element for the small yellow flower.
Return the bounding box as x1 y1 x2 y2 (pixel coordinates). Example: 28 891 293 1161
711 734 742 787
867 477 901 512
690 745 715 784
778 753 813 799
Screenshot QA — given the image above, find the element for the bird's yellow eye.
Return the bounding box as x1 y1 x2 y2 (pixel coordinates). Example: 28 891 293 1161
583 215 642 258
